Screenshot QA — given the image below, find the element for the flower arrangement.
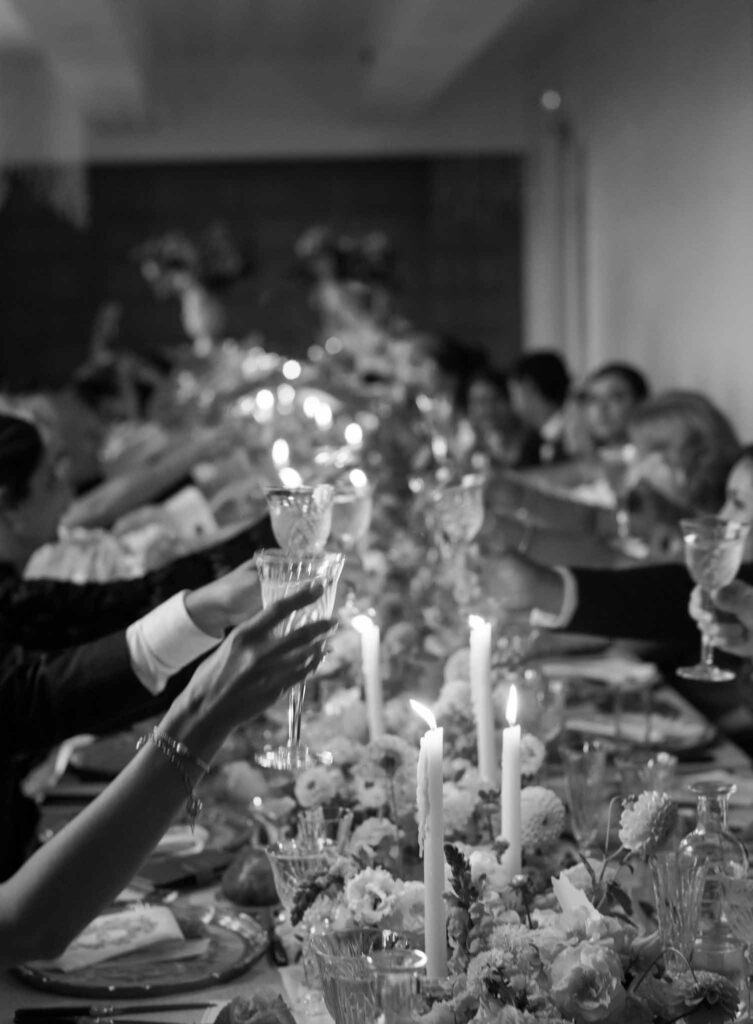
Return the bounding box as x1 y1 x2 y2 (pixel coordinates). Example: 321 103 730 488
133 221 250 298
294 225 395 286
286 791 737 1024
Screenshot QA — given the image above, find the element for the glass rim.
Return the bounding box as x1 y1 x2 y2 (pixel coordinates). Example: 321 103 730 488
264 483 334 497
679 514 749 539
365 948 428 972
255 547 345 567
266 837 335 857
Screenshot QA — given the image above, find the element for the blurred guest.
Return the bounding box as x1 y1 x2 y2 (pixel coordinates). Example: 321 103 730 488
627 390 740 520
578 361 650 450
507 350 571 466
0 413 274 649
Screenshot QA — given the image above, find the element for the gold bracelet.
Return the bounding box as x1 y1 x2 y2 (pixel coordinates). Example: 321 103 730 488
136 727 210 826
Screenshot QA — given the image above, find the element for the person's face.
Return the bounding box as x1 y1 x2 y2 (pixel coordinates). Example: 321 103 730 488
720 458 753 560
508 378 538 428
467 379 500 425
582 374 638 445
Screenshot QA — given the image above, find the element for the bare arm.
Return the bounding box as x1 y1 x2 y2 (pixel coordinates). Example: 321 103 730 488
0 585 331 965
62 428 234 531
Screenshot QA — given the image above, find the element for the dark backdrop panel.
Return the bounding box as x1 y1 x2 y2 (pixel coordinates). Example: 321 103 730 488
0 156 522 390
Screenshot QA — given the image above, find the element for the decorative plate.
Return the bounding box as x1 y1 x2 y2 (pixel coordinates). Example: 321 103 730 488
14 905 268 999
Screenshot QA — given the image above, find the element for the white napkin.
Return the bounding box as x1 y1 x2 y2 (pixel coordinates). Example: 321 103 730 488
541 656 659 690
30 905 184 973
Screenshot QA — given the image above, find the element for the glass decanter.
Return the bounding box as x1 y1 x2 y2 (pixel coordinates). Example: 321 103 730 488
678 782 748 984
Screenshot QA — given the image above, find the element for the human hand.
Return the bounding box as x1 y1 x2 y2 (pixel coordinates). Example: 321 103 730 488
171 583 335 742
185 559 263 637
479 550 564 615
689 580 753 658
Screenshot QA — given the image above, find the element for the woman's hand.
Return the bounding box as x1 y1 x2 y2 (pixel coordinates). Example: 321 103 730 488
185 559 263 636
689 580 753 658
165 583 334 748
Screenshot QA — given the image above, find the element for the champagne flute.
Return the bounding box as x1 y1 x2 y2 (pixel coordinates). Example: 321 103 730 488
255 549 345 770
598 444 640 553
677 515 748 682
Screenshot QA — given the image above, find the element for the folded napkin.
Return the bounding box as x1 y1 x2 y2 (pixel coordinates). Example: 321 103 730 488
566 710 708 747
541 656 659 690
30 905 184 973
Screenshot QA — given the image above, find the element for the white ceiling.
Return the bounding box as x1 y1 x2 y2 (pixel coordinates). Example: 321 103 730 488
0 0 596 132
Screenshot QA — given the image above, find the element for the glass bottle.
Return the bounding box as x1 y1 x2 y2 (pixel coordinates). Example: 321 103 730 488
678 782 748 982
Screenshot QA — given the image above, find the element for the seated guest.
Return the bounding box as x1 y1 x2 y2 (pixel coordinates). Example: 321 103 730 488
0 413 274 649
0 585 329 964
481 444 753 724
578 361 650 450
507 350 571 466
0 558 263 879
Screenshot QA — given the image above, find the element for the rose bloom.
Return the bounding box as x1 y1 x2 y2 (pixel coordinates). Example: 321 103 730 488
352 773 389 810
549 941 626 1024
345 867 399 925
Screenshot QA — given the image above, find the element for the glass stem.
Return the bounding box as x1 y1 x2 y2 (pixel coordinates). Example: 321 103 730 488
699 589 717 669
288 680 307 746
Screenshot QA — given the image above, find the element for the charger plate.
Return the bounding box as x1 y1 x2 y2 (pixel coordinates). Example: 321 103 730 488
14 906 267 999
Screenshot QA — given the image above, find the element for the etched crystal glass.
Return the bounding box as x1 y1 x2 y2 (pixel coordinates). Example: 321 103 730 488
265 484 334 555
255 549 344 770
265 837 336 916
311 929 408 1024
650 851 707 973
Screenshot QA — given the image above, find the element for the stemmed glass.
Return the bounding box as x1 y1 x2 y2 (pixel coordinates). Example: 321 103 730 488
330 473 373 558
429 475 485 608
558 737 607 854
255 549 345 770
722 877 753 1020
598 444 642 555
677 516 749 682
264 484 334 554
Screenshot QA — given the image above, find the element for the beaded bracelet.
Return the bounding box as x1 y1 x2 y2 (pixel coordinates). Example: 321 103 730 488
136 727 211 826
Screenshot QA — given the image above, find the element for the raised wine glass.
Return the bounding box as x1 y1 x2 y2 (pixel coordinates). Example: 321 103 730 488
677 515 749 682
429 474 485 609
598 444 645 556
255 549 345 770
264 484 334 554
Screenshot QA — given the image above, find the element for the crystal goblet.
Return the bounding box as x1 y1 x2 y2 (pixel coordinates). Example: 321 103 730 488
650 851 707 974
265 484 334 555
311 928 408 1024
265 837 336 917
330 477 373 553
255 549 345 770
723 877 753 1019
558 737 608 853
677 516 748 682
429 475 485 608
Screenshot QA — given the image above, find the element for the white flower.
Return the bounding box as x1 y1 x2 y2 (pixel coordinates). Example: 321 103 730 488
348 817 401 862
443 781 476 836
618 790 677 854
323 735 363 768
294 766 344 808
345 868 399 925
352 774 389 810
519 786 566 852
387 880 425 933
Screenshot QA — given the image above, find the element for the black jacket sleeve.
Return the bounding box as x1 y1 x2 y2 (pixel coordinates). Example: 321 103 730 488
0 633 192 757
568 560 753 644
0 514 275 650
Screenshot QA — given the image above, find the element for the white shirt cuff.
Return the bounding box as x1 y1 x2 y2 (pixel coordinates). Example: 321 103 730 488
126 590 222 694
530 567 578 630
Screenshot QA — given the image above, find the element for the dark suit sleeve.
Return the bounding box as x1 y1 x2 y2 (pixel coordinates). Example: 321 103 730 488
0 633 193 757
567 563 699 643
0 514 275 650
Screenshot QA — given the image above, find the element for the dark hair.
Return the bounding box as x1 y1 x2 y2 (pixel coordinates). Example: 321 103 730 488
509 350 570 406
0 414 44 507
586 362 649 403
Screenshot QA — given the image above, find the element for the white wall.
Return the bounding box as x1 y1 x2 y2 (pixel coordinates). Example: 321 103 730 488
525 0 753 438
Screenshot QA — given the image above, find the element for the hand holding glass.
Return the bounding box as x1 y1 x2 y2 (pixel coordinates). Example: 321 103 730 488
678 516 749 682
255 549 344 769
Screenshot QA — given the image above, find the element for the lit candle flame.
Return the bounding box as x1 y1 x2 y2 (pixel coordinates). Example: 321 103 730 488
344 422 364 446
410 698 437 731
468 613 487 631
506 685 518 727
256 388 275 411
271 438 290 467
282 359 302 381
279 466 304 488
349 468 369 489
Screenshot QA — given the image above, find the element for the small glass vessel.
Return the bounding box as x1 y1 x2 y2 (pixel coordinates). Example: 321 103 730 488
678 782 748 984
